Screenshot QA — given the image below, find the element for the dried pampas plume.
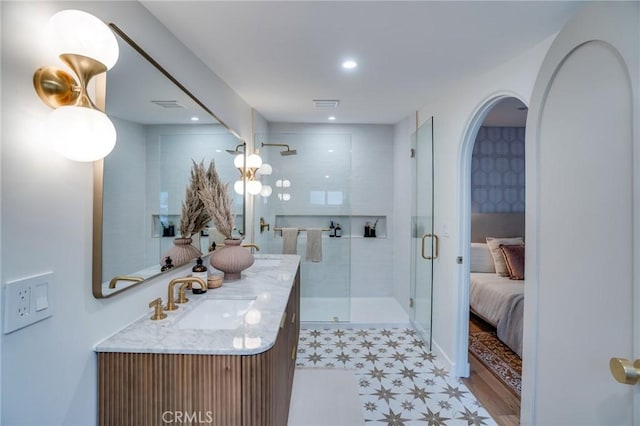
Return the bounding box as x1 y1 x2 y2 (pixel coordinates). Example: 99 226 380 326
198 160 235 240
178 160 211 238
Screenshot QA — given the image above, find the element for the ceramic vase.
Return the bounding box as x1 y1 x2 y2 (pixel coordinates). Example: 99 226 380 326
209 239 254 281
160 237 202 267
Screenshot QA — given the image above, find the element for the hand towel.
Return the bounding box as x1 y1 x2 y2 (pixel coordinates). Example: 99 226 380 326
282 228 299 254
305 228 323 262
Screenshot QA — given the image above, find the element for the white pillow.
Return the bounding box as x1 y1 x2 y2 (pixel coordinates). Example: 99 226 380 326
470 243 496 273
486 237 525 276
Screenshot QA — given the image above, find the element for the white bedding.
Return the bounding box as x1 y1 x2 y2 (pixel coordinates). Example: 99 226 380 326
470 272 525 356
470 273 523 327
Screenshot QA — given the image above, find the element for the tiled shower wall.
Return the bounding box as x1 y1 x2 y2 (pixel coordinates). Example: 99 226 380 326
471 126 526 213
255 123 395 307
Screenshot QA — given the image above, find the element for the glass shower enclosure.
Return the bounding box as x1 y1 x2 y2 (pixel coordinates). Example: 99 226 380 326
410 117 435 351
254 132 352 323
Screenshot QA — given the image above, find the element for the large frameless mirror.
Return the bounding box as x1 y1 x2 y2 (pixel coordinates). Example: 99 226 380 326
93 24 245 298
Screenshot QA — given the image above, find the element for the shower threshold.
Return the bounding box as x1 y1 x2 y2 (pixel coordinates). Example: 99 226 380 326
300 297 410 327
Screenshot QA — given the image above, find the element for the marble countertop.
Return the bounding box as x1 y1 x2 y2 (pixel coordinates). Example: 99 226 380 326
94 254 300 356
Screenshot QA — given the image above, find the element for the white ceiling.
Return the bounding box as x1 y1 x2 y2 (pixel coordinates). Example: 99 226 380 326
141 1 583 125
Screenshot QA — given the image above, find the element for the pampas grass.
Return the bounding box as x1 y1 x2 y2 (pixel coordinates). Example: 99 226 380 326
178 160 211 238
199 160 235 240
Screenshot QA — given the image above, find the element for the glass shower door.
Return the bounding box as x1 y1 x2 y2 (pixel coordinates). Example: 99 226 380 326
410 117 435 351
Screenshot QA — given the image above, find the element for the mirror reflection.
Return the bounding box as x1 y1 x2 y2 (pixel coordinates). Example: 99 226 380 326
94 25 244 298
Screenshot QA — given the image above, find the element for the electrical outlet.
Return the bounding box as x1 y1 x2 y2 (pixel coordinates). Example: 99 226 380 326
17 288 30 317
4 272 53 334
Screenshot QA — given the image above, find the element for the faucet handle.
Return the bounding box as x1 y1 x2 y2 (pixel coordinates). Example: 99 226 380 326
149 298 167 321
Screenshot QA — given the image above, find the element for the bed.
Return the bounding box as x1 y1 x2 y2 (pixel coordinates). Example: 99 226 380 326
469 213 525 357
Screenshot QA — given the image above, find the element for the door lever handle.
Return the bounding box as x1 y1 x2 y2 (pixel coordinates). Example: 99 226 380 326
609 357 640 385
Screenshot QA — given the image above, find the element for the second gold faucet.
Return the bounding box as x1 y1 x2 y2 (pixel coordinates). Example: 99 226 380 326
165 277 207 311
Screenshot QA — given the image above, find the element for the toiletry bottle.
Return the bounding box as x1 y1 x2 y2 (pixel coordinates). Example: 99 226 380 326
364 222 371 237
335 223 342 238
191 257 208 294
329 221 335 238
161 257 174 271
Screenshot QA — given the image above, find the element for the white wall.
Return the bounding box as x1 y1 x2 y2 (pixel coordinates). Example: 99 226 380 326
393 35 555 370
0 2 258 425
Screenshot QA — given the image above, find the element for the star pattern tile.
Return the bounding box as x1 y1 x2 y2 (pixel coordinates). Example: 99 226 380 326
297 327 496 426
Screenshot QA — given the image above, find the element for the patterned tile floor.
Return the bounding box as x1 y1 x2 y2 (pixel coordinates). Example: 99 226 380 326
296 327 496 426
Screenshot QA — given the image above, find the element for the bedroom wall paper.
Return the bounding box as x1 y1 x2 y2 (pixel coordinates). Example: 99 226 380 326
471 126 526 213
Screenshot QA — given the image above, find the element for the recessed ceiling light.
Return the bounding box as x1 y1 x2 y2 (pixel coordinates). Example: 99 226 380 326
190 116 199 121
342 60 357 70
328 116 336 121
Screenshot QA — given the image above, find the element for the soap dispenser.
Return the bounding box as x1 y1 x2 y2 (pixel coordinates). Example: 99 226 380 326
335 223 342 238
329 221 335 237
191 257 208 294
161 256 174 271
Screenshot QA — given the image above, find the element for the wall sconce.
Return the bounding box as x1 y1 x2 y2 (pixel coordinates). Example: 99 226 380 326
234 153 264 195
33 10 119 162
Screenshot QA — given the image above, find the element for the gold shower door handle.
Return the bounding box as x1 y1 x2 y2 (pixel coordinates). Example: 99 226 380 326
421 233 439 260
609 357 640 385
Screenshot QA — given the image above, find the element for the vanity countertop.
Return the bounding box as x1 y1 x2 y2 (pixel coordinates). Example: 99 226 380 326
94 254 300 356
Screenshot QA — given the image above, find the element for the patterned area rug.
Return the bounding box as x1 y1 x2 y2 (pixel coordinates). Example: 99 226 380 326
469 331 522 396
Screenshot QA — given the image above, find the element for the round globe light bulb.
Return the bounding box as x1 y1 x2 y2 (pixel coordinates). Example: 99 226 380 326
258 163 272 176
49 106 116 161
282 193 291 201
275 179 283 188
259 185 272 197
45 10 119 70
282 179 291 188
246 153 263 169
247 180 263 195
234 180 244 194
234 154 244 169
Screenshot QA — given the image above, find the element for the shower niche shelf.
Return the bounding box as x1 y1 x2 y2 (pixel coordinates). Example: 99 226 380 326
151 214 180 238
273 215 387 238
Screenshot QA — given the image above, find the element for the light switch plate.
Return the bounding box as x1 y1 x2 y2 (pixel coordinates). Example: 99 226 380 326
4 272 53 334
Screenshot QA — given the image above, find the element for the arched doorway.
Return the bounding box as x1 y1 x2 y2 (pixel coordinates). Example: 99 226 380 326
458 94 527 421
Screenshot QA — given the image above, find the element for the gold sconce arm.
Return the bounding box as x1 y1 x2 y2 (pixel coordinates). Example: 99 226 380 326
242 243 260 251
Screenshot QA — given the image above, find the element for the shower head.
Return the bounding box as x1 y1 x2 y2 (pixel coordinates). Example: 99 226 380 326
261 142 297 156
226 144 245 155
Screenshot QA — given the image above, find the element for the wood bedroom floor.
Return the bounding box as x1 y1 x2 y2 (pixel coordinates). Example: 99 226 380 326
462 316 521 426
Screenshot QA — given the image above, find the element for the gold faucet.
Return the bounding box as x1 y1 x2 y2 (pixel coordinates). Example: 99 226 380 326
176 279 207 304
109 275 143 289
242 243 260 251
165 277 207 311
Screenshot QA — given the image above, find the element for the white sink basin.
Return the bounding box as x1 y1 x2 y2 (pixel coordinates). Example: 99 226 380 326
175 298 256 330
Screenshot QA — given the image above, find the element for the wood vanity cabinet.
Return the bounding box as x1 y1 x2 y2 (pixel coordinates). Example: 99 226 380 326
97 268 300 426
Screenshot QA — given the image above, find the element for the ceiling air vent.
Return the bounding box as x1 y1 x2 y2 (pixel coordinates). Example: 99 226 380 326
151 100 185 109
313 99 340 109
